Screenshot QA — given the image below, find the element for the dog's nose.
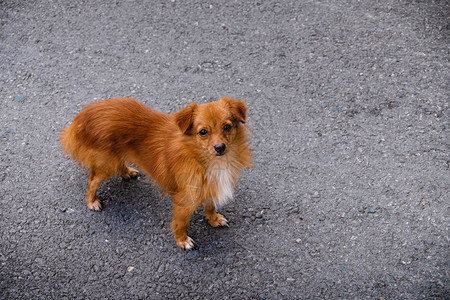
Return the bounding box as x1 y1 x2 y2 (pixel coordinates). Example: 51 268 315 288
214 143 226 155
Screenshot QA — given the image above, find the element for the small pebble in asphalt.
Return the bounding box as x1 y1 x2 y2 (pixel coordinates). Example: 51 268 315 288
224 257 234 264
186 250 199 259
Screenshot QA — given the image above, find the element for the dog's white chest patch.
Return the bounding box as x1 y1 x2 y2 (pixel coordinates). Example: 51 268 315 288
207 167 234 206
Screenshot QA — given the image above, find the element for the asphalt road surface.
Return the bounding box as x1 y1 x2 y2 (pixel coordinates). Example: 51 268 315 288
1 0 449 299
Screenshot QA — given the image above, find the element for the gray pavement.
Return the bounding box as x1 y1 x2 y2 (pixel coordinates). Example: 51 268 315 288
1 0 449 299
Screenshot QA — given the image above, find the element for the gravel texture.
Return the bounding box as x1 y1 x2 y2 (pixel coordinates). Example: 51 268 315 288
1 0 449 299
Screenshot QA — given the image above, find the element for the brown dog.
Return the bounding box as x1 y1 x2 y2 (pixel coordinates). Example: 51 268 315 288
60 97 251 249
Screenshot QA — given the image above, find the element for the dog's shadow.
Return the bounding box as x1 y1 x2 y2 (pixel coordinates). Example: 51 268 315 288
64 170 246 253
90 175 171 238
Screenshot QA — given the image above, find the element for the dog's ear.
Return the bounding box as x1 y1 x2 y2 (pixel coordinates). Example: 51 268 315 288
175 103 198 134
220 97 247 123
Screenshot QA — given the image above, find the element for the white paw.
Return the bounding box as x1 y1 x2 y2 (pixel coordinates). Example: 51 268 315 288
177 236 195 250
87 199 102 211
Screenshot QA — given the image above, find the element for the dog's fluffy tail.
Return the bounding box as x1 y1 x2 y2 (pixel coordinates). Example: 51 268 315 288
60 123 86 167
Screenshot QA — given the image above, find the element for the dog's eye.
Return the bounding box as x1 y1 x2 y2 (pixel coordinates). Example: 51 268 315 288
223 124 232 132
199 129 208 136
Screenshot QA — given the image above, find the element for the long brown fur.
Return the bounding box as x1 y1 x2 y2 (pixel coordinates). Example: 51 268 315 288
60 97 251 249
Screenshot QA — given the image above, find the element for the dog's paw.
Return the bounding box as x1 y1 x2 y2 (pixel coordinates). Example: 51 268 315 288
121 167 139 179
176 236 195 250
207 213 229 228
87 199 102 211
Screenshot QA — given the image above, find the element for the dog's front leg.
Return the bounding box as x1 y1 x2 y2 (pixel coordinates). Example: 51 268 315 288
171 194 197 250
204 201 229 227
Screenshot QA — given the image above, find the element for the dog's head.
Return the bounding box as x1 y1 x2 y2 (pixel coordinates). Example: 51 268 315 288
174 97 247 158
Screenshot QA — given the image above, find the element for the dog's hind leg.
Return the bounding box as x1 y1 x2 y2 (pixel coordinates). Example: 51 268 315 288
86 169 111 211
119 163 139 179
